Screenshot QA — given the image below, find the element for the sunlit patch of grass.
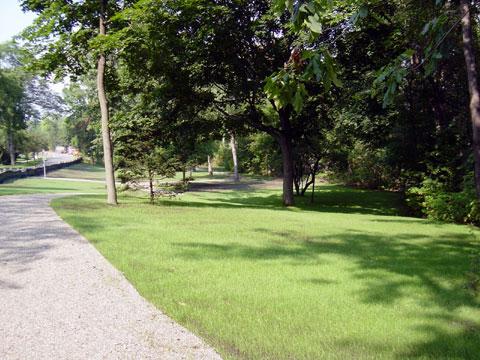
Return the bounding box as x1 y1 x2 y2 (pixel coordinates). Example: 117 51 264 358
46 162 107 181
0 177 105 196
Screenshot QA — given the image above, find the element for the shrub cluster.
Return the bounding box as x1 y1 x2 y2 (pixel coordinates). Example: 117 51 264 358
406 173 480 225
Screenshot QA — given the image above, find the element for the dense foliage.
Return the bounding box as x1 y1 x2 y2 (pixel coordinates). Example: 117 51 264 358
0 41 63 165
5 0 479 223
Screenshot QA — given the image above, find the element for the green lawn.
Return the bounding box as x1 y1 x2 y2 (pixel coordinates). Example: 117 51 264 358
0 159 42 169
46 162 230 182
46 162 107 181
52 185 480 359
0 177 106 196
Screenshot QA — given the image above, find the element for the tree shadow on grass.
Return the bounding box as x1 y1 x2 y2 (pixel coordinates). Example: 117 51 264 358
399 314 480 359
173 227 480 357
54 192 480 357
157 184 405 216
174 228 478 300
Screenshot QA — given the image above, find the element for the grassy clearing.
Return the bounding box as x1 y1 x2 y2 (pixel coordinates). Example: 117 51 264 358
45 162 226 182
0 177 105 196
45 162 269 186
46 162 107 181
52 185 480 359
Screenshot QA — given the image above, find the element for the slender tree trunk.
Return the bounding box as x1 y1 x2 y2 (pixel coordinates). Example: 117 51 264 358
293 162 300 196
7 129 15 166
309 160 320 202
97 0 117 205
207 155 213 176
182 168 186 182
301 174 311 196
149 172 154 204
230 133 240 182
294 178 300 195
311 171 316 204
460 0 480 200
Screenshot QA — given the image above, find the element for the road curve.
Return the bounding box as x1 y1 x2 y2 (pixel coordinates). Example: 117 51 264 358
0 194 221 360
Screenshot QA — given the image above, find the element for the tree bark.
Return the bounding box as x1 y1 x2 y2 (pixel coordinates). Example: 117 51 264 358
311 174 316 203
7 129 15 166
460 0 480 200
97 0 117 205
278 133 295 206
277 108 295 206
149 172 154 204
230 133 240 182
207 155 213 176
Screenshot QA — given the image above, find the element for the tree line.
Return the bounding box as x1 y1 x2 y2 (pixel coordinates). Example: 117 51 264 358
1 0 479 223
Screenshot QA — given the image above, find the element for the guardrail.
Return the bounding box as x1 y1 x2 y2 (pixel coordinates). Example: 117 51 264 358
0 157 83 184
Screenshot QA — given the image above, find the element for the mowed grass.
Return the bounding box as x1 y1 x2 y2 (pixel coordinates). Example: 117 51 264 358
45 162 267 184
52 185 480 359
0 159 42 169
0 177 106 196
46 162 227 182
47 162 107 181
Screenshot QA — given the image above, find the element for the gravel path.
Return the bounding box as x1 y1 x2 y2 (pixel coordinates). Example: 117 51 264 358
0 194 222 360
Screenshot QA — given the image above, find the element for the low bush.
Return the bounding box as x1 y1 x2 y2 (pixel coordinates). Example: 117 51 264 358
406 173 480 225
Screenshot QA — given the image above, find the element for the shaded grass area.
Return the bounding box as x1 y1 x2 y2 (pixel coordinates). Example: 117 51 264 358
175 185 404 216
0 177 106 196
46 162 106 181
52 186 480 359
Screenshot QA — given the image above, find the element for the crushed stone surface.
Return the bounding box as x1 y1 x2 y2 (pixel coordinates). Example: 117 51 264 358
0 194 221 360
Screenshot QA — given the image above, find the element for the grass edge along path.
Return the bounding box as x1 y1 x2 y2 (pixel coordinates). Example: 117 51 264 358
0 177 106 196
52 185 480 359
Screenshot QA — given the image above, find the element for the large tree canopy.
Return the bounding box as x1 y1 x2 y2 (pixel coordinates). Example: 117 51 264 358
13 0 480 220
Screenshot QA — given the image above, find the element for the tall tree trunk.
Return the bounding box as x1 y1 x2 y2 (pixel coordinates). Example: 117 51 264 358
230 133 240 182
97 0 117 205
277 108 295 206
460 0 480 200
207 155 213 176
7 129 15 166
278 133 295 206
